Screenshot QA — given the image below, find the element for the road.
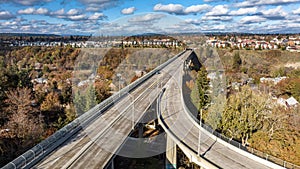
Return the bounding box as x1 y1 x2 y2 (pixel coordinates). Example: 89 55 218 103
35 51 191 169
159 61 274 169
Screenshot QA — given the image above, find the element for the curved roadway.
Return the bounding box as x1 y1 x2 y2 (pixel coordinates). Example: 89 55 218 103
34 51 191 169
159 58 283 169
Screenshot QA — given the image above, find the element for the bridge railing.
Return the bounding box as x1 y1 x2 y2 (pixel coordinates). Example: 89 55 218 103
2 50 187 169
156 89 219 169
180 74 300 169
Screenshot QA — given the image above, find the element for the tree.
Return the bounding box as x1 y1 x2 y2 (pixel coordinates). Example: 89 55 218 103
85 84 97 111
232 51 242 70
220 86 270 146
5 110 44 141
196 67 210 111
41 92 61 112
74 84 98 116
4 87 35 117
206 71 226 130
41 92 63 122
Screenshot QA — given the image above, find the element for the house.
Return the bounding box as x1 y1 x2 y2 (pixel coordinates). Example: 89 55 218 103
277 96 299 108
286 97 299 108
32 78 48 84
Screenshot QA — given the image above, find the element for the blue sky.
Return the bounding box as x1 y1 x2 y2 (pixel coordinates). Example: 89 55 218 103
0 0 300 35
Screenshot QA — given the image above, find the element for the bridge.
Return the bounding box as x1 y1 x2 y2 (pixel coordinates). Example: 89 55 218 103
3 50 299 169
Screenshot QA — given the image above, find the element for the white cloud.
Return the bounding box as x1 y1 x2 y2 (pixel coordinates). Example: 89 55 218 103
292 7 300 14
78 0 120 12
68 14 86 21
153 3 184 14
184 4 211 14
51 9 64 15
0 10 15 20
229 7 257 15
121 7 136 15
35 8 49 15
205 5 229 16
18 7 49 15
202 15 232 21
153 3 211 15
48 8 105 21
89 12 105 20
235 0 300 7
66 9 80 15
262 6 287 20
0 0 52 6
129 13 165 22
240 15 267 24
1 20 17 26
18 7 35 14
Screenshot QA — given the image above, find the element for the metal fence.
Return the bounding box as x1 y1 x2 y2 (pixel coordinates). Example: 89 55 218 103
2 50 187 169
181 86 300 169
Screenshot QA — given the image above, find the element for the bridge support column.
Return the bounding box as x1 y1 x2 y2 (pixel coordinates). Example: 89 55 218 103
166 134 177 169
138 123 144 138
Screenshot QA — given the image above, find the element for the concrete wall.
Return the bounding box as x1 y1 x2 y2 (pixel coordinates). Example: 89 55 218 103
166 134 177 169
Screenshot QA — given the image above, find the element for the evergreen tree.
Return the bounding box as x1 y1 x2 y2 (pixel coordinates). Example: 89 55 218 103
85 84 97 112
206 71 225 130
232 51 242 70
220 86 269 146
196 67 210 111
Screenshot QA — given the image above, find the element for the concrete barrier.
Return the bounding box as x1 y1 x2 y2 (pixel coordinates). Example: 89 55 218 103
2 50 187 169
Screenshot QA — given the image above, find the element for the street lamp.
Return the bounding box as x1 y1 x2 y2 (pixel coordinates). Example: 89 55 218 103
197 108 203 156
116 73 122 97
198 100 210 156
128 94 135 130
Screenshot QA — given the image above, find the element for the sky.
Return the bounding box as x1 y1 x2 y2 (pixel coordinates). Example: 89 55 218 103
1 0 300 35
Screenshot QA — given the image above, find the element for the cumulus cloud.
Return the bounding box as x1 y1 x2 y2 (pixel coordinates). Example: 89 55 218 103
0 10 15 20
261 6 287 20
0 0 52 6
235 0 300 7
153 3 211 15
153 3 184 14
202 15 232 21
78 0 120 11
229 7 257 15
240 15 267 24
128 13 165 23
18 7 49 15
121 7 136 15
184 4 212 14
66 9 80 15
49 8 106 21
51 9 64 16
88 12 106 20
205 5 229 16
36 8 49 14
292 7 300 14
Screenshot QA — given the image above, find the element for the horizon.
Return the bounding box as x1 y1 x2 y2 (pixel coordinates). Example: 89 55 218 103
0 1 300 35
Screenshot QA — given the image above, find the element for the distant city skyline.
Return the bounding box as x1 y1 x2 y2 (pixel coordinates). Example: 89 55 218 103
1 0 300 35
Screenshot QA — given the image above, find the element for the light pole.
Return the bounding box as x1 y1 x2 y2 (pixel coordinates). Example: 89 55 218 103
197 108 202 156
198 101 210 156
128 94 135 130
117 73 122 97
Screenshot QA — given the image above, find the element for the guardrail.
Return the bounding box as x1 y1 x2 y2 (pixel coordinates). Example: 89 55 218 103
180 73 300 169
156 89 220 169
2 50 187 169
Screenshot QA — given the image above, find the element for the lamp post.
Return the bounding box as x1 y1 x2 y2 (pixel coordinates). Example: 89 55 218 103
117 73 122 97
198 101 210 156
197 108 202 156
128 94 135 130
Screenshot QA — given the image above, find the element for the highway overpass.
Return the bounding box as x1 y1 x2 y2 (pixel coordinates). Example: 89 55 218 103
3 50 299 169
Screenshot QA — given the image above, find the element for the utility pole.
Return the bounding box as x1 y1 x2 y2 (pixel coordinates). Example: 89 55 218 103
197 108 202 156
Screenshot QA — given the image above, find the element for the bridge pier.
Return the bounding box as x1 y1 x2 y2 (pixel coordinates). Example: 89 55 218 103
166 134 177 169
138 123 144 138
